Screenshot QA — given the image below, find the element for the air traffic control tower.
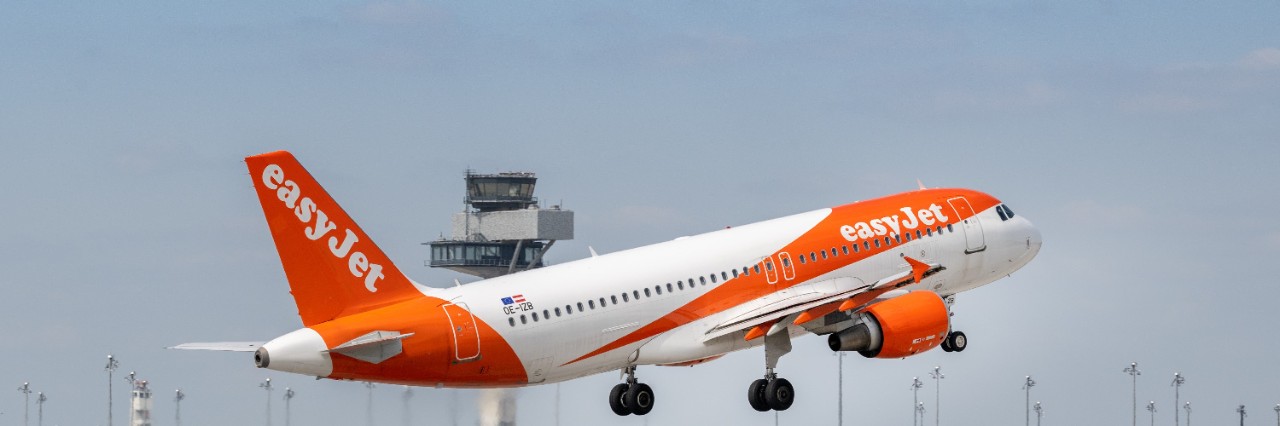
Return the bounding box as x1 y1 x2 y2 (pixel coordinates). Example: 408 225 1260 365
428 171 573 279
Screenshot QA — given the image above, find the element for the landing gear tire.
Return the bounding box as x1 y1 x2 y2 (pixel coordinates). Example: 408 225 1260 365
946 331 967 352
765 378 795 411
747 379 770 412
626 383 655 416
941 338 953 352
609 383 631 416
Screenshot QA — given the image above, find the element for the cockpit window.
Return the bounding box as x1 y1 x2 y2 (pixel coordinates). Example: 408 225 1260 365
997 205 1009 221
1004 204 1015 218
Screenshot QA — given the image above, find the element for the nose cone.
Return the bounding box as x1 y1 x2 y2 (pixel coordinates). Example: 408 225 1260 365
258 328 333 378
1017 218 1043 268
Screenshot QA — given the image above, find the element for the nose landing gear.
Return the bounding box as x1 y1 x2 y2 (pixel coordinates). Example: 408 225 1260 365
608 365 654 416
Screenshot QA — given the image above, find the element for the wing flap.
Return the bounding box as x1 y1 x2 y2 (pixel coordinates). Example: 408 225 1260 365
168 342 264 352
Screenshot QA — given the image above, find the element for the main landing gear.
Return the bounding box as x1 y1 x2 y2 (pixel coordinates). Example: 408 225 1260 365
748 328 795 412
608 365 654 416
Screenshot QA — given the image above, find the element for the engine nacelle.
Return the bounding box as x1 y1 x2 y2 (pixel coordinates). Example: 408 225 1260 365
827 291 949 358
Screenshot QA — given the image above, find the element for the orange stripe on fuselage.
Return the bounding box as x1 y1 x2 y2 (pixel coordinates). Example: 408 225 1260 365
564 188 999 366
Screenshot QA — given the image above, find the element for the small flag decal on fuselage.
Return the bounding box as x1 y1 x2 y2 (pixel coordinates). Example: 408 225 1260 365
501 294 526 305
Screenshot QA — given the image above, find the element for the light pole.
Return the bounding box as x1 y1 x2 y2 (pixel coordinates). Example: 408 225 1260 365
836 352 845 426
1147 401 1156 426
917 402 926 425
402 386 414 426
930 366 944 426
1034 401 1043 426
18 382 32 426
1238 405 1247 426
283 387 295 426
911 377 924 426
1273 404 1279 426
1023 376 1037 426
123 372 137 426
35 391 46 424
1171 373 1185 426
105 355 119 426
175 389 185 426
1124 362 1141 426
1183 402 1191 426
259 378 273 426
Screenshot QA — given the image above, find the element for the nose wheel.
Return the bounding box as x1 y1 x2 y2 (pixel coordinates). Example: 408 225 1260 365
608 366 654 416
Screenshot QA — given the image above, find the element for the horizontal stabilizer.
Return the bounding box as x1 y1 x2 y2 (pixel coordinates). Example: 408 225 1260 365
168 342 264 352
326 331 413 364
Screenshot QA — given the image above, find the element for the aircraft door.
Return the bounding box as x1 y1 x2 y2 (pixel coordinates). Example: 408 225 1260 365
947 197 987 253
442 303 481 363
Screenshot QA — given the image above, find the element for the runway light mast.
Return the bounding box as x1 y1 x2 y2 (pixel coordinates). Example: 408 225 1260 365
1273 404 1279 426
1124 362 1141 426
18 382 32 426
1034 401 1043 426
1238 405 1247 426
402 386 413 426
365 382 376 426
1183 402 1191 426
1147 401 1157 426
917 402 926 423
1171 373 1185 426
283 387 295 426
106 355 119 426
174 390 184 426
36 392 46 426
259 378 273 426
930 366 944 426
122 372 137 426
911 377 924 426
1023 376 1037 426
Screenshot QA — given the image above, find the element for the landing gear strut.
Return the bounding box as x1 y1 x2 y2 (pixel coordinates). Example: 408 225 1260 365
940 296 968 353
608 365 654 416
748 328 796 412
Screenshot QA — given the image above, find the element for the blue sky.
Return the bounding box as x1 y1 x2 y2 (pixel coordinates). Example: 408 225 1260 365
2 1 1278 425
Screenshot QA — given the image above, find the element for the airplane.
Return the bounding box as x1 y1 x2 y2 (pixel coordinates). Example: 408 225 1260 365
174 150 1042 416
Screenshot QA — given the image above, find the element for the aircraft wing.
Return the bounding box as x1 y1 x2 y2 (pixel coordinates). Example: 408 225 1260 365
168 342 265 352
702 256 943 343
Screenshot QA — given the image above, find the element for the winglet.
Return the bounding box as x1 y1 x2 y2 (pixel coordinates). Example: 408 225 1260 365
905 256 929 284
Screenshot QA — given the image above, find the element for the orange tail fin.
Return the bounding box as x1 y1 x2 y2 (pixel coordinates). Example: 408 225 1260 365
245 151 421 326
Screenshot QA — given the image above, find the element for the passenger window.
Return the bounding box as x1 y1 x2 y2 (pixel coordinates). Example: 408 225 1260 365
711 274 718 283
555 307 561 317
799 255 807 265
520 314 527 324
644 288 652 297
904 233 912 242
722 271 728 280
578 302 585 311
809 252 816 262
885 236 893 246
677 281 684 290
863 241 870 251
732 269 739 278
667 283 674 292
842 246 849 255
567 305 574 314
543 309 549 319
853 243 859 253
927 228 933 237
821 250 828 260
743 267 750 276
508 317 516 327
874 239 881 248
755 265 762 274
894 234 901 244
831 248 838 257
916 230 922 239
588 300 595 309
614 295 621 304
532 312 539 321
782 258 791 268
633 290 640 299
947 224 954 232
700 276 707 285
600 297 607 307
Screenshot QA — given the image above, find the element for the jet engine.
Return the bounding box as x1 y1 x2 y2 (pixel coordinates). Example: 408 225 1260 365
827 291 949 358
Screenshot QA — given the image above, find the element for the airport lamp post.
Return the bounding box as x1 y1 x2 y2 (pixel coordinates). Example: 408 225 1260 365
1124 362 1141 426
1147 401 1157 426
1274 404 1279 426
911 377 924 426
174 389 185 426
836 352 845 426
365 381 376 426
1171 373 1185 426
1183 402 1191 426
18 382 32 426
1033 401 1043 426
1023 376 1037 426
283 387 295 426
1238 405 1247 426
105 355 119 426
123 372 137 425
259 378 273 426
917 402 926 425
36 392 46 426
930 366 944 426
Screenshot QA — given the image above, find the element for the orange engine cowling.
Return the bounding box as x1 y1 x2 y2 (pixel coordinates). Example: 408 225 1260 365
827 291 949 358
